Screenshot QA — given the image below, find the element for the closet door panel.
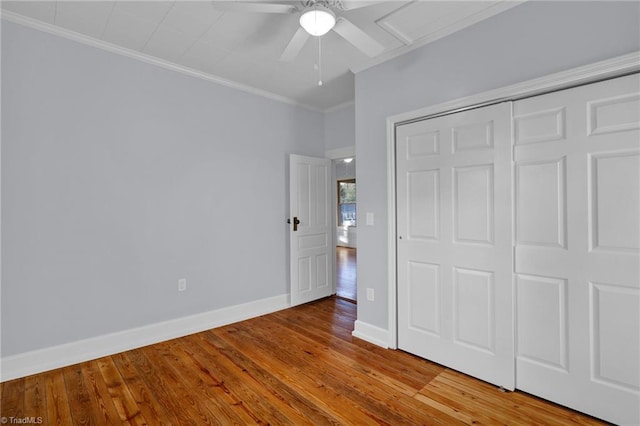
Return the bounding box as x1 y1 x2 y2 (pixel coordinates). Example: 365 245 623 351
514 73 640 426
397 102 514 389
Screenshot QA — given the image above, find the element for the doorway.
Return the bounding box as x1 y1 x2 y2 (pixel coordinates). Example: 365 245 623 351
336 246 356 301
335 157 356 302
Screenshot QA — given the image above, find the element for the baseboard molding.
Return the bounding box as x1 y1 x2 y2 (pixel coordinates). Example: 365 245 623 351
1 294 289 382
352 320 390 348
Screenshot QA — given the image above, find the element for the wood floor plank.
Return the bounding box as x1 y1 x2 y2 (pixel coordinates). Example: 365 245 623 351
1 297 607 425
62 364 100 425
80 360 126 425
216 316 457 426
247 315 459 425
262 316 424 396
180 335 286 425
23 374 46 423
179 333 310 425
95 357 146 425
208 325 380 425
125 347 205 425
413 391 475 424
422 369 604 425
418 379 521 425
43 370 73 426
154 337 259 425
191 332 341 426
336 246 357 301
110 352 175 424
0 378 24 421
203 328 357 424
270 305 445 391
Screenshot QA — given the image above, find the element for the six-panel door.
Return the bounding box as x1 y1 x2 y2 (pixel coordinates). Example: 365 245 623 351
513 74 640 425
396 102 515 390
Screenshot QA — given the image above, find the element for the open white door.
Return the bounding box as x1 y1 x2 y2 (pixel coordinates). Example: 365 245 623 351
396 102 515 389
289 154 334 306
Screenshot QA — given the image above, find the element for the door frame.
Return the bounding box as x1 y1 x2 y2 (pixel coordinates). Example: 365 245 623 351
326 146 357 299
385 51 640 349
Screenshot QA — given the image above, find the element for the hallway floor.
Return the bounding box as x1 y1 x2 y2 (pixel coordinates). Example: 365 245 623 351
336 246 356 301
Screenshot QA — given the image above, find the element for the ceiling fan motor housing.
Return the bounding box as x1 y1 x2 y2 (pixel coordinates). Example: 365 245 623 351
302 0 342 9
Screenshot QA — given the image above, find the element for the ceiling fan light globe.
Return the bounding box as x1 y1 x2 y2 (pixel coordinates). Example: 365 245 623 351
299 8 336 36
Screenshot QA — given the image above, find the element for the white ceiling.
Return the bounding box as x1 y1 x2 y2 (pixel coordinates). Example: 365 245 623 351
1 1 522 111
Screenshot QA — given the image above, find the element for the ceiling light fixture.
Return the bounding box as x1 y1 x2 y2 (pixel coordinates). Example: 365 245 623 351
299 6 336 36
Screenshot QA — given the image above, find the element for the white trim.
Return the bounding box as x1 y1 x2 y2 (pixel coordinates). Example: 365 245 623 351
386 51 640 349
386 117 398 350
0 294 289 382
0 15 3 366
324 100 355 114
389 51 640 125
352 320 390 348
325 146 356 160
0 11 323 113
352 1 525 74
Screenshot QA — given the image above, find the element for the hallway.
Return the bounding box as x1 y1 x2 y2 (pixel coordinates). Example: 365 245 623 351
336 246 356 301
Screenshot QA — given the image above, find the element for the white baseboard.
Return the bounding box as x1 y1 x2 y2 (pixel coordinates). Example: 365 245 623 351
352 320 390 348
1 294 289 382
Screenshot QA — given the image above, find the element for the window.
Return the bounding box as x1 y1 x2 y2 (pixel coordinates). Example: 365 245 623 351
338 179 356 227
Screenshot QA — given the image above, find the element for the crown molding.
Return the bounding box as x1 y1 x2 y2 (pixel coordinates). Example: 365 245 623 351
324 100 355 114
325 145 355 160
1 11 327 113
352 0 526 74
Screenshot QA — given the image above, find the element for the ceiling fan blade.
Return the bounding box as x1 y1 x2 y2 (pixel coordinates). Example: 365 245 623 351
212 1 297 14
332 17 385 57
280 27 310 61
339 1 382 10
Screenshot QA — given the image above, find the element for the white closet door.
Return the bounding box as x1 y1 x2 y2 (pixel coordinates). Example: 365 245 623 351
514 74 640 425
396 103 514 389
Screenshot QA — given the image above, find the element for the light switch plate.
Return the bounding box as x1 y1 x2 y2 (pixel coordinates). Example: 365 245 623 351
178 278 187 292
366 288 375 301
366 212 374 226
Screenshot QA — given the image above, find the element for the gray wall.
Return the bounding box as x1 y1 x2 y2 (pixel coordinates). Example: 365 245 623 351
324 103 355 152
1 21 324 356
355 1 640 330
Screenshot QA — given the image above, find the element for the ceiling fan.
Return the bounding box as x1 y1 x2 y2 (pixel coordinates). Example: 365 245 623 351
212 1 385 62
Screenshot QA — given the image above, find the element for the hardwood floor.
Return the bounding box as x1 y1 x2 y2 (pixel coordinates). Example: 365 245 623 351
336 246 356 301
1 297 605 425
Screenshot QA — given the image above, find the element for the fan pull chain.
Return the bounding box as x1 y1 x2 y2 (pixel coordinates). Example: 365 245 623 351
317 36 323 87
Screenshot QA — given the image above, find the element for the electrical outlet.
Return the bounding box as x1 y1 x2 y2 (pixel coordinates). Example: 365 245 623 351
178 278 187 292
366 288 374 301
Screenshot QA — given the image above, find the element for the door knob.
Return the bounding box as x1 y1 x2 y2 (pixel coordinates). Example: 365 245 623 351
293 216 300 231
